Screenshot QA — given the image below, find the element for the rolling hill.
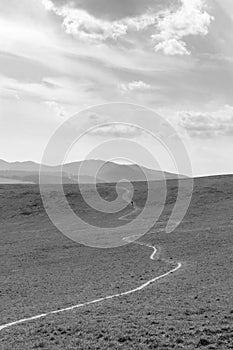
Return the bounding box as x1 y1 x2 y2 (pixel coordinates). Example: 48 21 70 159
0 159 185 184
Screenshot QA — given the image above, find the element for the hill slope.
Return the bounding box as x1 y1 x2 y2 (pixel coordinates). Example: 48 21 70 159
0 159 186 184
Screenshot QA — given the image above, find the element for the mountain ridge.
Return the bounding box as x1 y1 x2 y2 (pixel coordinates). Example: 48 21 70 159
0 159 186 184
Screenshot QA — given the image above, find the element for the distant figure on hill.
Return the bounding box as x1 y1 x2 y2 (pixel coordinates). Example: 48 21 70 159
131 200 134 208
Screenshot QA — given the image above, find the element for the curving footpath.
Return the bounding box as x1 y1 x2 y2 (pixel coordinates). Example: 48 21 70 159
0 203 182 332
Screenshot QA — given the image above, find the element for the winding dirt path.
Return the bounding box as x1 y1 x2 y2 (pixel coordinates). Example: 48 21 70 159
0 200 182 331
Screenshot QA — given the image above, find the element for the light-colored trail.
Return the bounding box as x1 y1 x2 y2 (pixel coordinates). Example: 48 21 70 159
0 203 182 332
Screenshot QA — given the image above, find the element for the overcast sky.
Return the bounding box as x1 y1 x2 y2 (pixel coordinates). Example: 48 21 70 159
0 0 233 176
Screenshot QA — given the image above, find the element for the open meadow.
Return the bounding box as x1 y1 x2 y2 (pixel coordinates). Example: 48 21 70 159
0 175 233 349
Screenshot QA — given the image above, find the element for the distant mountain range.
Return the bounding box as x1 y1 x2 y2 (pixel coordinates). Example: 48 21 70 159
0 159 186 184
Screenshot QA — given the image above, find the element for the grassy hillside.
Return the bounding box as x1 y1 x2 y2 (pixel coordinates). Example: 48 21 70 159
0 175 233 349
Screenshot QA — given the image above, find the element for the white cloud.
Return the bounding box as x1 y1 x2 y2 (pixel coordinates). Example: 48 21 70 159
152 0 214 55
42 0 55 11
154 38 189 56
126 13 157 31
41 0 214 55
178 105 233 137
62 9 127 41
118 80 151 93
44 100 66 118
90 123 142 138
41 0 157 42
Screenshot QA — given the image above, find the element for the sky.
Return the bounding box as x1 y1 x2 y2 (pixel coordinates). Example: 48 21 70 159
0 0 233 176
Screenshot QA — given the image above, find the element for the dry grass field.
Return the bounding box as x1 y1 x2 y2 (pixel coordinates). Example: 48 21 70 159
0 175 233 349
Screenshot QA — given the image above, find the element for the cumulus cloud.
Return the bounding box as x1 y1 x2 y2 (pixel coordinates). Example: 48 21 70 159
152 0 214 55
179 105 233 137
42 0 126 41
118 80 151 93
89 123 142 138
154 38 188 56
42 0 214 55
42 0 157 42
